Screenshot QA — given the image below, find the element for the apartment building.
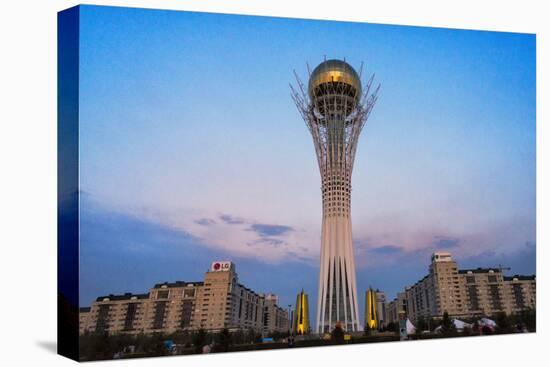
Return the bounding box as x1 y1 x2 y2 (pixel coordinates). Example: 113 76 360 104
262 293 290 335
461 269 536 317
389 252 536 323
80 261 289 336
387 292 407 324
80 293 150 335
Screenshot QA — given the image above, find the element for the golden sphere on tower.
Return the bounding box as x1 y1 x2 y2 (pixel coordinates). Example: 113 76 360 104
308 59 362 101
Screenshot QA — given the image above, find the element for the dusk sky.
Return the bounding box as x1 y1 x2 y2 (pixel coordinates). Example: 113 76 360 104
78 5 536 321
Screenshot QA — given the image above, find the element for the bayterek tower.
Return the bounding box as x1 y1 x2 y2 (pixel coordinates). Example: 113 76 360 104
291 59 379 333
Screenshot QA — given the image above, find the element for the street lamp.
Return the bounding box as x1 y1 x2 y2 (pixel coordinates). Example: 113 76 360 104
288 304 292 335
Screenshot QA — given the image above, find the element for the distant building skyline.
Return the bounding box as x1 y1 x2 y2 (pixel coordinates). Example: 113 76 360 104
79 252 535 336
76 5 536 324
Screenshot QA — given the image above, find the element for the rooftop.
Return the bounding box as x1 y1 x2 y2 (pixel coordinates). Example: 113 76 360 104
458 268 502 274
153 281 204 289
503 275 536 281
95 292 150 302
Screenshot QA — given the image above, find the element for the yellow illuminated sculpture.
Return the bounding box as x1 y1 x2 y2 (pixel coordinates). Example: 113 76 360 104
365 288 378 330
293 289 310 335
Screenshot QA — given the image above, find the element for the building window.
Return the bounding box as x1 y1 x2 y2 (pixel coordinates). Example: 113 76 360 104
95 304 111 332
183 288 196 298
180 300 194 328
157 290 169 299
489 285 502 310
512 284 526 309
153 301 168 329
123 303 139 331
467 286 479 310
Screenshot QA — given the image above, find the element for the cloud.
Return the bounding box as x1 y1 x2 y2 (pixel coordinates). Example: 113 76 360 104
432 236 461 249
123 206 316 264
219 214 245 225
370 245 403 255
460 241 536 276
195 218 216 226
83 191 534 272
249 237 285 248
248 223 294 237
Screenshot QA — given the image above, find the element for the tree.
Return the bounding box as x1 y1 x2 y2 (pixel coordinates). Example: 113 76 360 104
496 312 512 334
440 311 456 336
428 317 438 332
521 308 536 331
232 329 245 345
330 322 345 344
386 321 397 334
192 328 208 354
215 328 232 352
149 333 167 356
416 317 427 335
363 322 371 336
246 328 256 344
89 331 115 360
441 311 451 330
171 330 192 346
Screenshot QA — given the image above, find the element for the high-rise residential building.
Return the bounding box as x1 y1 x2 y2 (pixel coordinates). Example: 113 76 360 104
292 59 380 333
147 281 202 333
293 289 310 335
83 293 151 335
262 294 290 335
79 261 289 335
387 292 407 324
502 275 536 314
460 269 536 317
375 290 387 329
390 252 536 323
192 261 265 332
402 252 467 322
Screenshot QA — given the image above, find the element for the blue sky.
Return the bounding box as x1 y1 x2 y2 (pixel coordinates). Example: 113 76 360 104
77 6 536 320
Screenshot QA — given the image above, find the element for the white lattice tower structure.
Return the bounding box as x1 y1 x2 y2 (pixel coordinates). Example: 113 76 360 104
291 59 379 333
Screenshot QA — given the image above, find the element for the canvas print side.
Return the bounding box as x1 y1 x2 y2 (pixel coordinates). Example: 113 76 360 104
57 5 80 361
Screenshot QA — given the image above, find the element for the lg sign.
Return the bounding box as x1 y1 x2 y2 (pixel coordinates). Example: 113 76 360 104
211 261 232 272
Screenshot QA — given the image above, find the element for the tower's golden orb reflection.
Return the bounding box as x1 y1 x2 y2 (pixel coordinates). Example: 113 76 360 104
308 59 362 118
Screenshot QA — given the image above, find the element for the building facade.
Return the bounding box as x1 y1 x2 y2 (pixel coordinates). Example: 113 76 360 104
405 252 468 322
80 261 289 336
81 293 151 335
375 290 387 329
460 269 536 317
292 59 380 333
387 292 407 324
502 275 536 314
389 252 536 323
146 281 202 334
263 294 290 335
